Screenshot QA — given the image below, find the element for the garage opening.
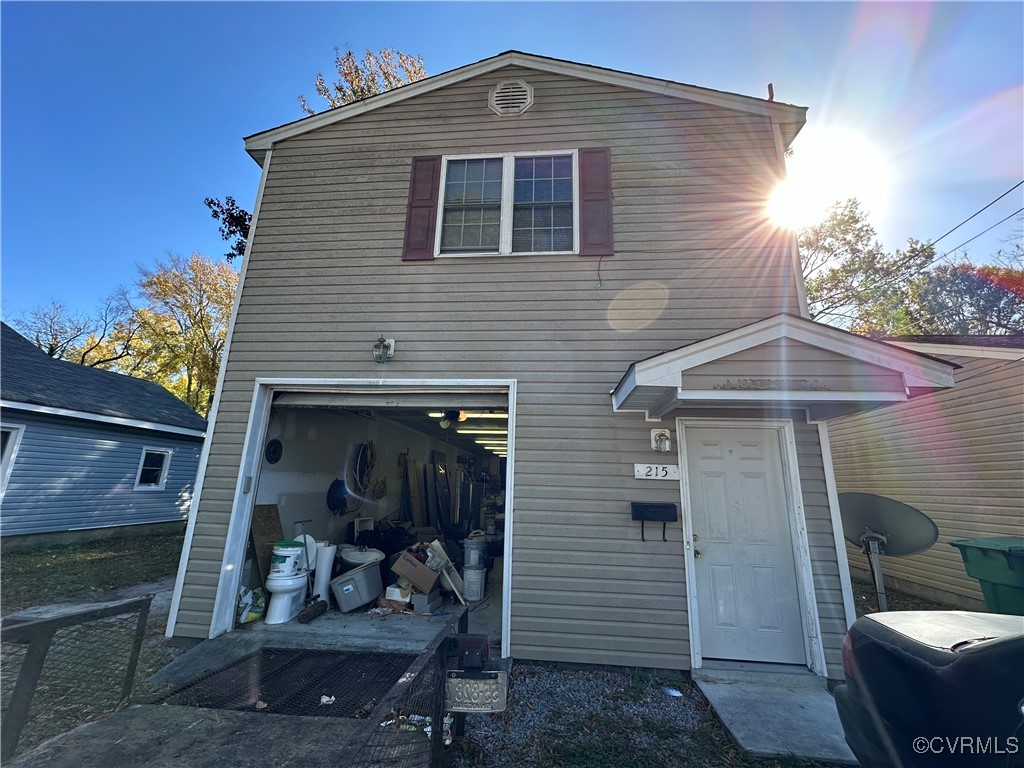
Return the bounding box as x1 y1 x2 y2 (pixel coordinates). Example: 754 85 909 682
230 384 511 651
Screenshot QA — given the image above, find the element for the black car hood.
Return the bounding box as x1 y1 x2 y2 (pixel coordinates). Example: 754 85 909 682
865 611 1024 650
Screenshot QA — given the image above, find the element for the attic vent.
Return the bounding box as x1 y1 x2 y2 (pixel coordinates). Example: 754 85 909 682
489 79 534 116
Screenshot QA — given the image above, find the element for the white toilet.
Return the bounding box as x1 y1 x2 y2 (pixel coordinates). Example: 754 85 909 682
264 540 309 624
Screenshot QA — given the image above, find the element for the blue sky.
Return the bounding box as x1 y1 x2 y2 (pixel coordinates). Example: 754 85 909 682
2 1 1022 319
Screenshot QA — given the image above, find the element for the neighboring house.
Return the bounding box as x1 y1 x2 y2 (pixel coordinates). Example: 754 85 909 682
166 51 956 684
0 322 206 544
827 335 1023 609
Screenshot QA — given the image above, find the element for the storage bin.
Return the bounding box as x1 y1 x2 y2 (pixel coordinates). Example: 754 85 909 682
330 560 383 612
950 537 1024 615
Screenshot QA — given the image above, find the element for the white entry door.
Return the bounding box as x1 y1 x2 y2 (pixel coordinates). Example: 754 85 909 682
684 426 806 664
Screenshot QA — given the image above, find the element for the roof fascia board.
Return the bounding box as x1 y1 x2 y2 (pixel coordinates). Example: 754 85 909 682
245 52 806 156
885 341 1024 361
1 399 205 438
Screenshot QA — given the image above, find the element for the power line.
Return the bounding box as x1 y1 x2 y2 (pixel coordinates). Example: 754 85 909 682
934 207 1024 259
925 180 1024 249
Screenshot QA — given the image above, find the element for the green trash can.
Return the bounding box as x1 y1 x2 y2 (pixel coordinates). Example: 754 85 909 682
950 537 1024 615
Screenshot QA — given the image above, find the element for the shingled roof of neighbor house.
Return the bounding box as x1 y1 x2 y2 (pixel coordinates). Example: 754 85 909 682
882 334 1024 350
0 322 207 433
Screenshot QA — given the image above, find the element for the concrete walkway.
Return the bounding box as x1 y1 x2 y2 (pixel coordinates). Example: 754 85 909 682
693 666 858 765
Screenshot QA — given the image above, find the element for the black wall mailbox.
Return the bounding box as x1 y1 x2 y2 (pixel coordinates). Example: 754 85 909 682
631 502 678 542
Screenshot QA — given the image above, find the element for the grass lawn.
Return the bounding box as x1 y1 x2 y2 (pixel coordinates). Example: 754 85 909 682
1 530 185 616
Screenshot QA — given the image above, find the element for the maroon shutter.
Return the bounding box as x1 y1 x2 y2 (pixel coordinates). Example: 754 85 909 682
402 156 441 261
578 147 614 257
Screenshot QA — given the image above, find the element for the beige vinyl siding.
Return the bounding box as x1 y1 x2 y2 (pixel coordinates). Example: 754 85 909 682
828 353 1024 608
793 420 848 678
174 64 810 668
680 340 906 393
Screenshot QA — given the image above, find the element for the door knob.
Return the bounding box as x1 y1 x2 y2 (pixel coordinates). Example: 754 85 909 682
694 549 701 558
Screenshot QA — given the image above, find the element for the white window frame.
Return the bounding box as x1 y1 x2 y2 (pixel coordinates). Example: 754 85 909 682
433 149 580 258
1 423 25 495
134 447 172 491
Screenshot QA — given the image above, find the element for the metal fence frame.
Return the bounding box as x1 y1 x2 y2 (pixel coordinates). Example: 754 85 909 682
0 595 152 762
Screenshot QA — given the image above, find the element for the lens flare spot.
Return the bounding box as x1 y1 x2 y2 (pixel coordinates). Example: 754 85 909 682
608 281 670 331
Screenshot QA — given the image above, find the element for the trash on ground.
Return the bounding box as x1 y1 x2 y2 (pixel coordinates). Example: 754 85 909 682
320 695 335 705
660 686 683 697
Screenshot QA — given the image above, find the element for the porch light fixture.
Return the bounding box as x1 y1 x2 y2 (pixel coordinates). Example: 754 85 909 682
372 336 395 363
651 429 672 453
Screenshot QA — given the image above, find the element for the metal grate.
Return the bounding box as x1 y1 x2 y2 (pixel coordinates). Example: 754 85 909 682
162 648 417 719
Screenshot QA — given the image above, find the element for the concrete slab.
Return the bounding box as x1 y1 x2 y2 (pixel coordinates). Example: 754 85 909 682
693 668 858 765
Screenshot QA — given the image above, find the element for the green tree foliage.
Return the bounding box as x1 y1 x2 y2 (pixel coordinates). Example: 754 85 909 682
800 200 1023 335
907 263 1024 334
207 47 426 260
203 195 251 263
298 47 427 115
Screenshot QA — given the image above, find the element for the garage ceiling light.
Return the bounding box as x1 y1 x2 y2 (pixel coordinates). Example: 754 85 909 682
427 411 507 419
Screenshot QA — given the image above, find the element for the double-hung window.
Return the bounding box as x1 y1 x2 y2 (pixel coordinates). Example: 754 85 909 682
438 151 577 256
402 147 611 262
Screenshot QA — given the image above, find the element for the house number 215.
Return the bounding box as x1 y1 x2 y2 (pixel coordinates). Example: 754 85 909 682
634 464 680 480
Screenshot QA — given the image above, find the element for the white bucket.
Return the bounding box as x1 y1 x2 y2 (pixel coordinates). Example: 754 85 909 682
463 565 486 601
270 541 306 577
463 538 486 568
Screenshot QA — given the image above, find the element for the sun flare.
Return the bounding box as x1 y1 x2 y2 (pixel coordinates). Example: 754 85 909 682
768 127 892 231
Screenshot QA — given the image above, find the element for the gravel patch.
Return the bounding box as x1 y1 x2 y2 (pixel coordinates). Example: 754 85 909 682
449 663 711 768
449 663 846 768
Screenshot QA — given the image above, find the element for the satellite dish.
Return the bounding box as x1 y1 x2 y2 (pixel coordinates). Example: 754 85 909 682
838 492 939 611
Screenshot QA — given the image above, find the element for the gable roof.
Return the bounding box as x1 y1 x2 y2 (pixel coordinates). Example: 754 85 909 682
244 50 807 164
611 314 960 421
0 322 207 435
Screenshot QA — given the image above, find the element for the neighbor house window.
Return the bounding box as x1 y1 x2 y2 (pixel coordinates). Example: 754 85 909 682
402 147 612 262
438 151 577 256
135 448 171 490
1 424 24 494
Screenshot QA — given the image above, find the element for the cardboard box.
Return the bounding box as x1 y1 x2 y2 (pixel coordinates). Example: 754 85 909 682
391 551 440 594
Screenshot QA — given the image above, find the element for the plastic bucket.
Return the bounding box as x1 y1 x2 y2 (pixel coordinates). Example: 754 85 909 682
270 541 306 577
463 564 486 601
464 538 486 568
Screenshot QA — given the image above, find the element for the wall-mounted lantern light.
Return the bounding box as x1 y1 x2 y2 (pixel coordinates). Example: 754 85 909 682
651 429 672 453
372 336 395 363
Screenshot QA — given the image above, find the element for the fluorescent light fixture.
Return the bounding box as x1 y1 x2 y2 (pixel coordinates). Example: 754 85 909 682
428 411 508 419
475 438 507 444
457 429 508 435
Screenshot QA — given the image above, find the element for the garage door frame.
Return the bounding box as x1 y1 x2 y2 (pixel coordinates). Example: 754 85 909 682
208 377 517 655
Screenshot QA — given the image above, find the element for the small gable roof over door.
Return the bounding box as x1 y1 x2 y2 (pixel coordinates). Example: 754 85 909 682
611 314 959 421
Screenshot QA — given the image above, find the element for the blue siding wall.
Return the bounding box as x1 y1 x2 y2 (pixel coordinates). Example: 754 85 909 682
0 411 202 536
